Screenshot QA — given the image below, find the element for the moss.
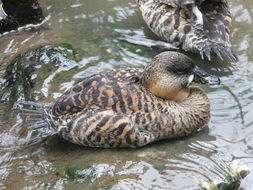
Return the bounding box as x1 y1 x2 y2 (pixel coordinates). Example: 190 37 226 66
65 166 80 180
216 176 241 190
59 43 81 61
64 163 93 180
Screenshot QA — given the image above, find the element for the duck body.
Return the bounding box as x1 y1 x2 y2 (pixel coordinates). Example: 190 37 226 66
137 0 236 61
50 69 209 148
21 52 219 148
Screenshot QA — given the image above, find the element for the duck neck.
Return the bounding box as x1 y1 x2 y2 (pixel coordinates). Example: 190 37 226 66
150 82 191 102
158 87 210 139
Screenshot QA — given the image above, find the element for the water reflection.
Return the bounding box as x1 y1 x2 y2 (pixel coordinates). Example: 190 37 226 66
0 0 253 189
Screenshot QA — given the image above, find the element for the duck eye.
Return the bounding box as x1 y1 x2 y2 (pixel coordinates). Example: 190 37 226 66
175 70 186 75
174 68 190 75
168 62 194 75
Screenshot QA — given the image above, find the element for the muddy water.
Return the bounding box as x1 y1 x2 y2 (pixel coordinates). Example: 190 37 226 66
0 0 253 189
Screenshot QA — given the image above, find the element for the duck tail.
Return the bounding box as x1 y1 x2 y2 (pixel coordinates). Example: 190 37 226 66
183 24 237 62
19 101 56 132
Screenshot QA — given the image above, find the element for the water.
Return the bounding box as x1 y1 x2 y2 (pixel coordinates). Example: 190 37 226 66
0 0 253 189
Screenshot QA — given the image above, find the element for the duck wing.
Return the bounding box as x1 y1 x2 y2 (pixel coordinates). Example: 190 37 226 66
19 69 145 136
199 1 236 61
149 0 196 7
51 69 143 116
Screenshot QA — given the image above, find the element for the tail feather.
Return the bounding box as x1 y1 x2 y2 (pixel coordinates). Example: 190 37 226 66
213 48 223 61
184 24 238 62
29 122 49 130
20 108 43 114
19 101 55 132
26 118 43 121
21 113 43 117
19 101 43 108
199 43 238 62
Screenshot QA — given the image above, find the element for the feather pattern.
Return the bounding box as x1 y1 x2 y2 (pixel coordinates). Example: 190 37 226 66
20 67 210 148
19 52 215 148
137 0 237 61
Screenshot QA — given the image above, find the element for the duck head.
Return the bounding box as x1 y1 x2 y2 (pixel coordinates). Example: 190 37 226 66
141 51 220 101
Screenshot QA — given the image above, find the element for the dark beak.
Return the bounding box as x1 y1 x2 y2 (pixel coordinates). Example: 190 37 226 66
182 0 195 5
0 3 7 19
192 66 220 85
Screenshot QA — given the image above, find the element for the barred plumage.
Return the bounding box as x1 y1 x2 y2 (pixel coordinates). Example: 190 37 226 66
20 51 220 148
137 0 236 61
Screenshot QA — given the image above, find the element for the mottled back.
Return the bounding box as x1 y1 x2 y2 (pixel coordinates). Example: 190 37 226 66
151 0 205 7
200 1 232 48
51 69 147 117
137 0 236 61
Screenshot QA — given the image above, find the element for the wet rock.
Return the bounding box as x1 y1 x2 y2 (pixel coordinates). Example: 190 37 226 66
199 160 250 190
0 44 80 108
0 0 44 33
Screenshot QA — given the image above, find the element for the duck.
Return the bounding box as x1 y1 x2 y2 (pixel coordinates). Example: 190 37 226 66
20 51 220 148
0 0 43 33
136 0 237 62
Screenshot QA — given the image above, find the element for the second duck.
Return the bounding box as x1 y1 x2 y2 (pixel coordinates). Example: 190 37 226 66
137 0 236 61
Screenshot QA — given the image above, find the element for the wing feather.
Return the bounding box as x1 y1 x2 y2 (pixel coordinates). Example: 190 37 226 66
51 69 143 116
200 1 232 47
147 0 197 7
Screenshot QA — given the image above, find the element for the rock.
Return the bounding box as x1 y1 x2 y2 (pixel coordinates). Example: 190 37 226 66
0 0 44 33
198 160 250 190
0 45 80 108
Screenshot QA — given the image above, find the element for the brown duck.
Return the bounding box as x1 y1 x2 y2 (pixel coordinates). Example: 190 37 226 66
137 0 236 61
20 51 220 148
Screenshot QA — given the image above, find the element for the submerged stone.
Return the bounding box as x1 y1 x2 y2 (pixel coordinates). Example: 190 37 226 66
0 45 81 108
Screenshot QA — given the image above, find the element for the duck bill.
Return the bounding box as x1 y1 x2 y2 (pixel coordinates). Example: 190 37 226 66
0 3 7 19
192 66 220 85
182 0 195 5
